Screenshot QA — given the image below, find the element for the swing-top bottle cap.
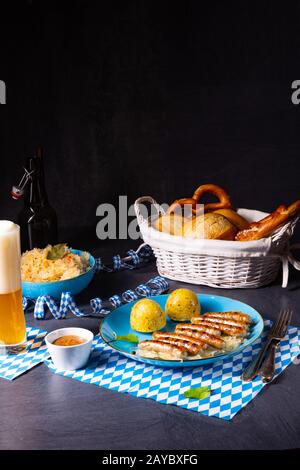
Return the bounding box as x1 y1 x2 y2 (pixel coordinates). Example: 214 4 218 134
11 186 24 200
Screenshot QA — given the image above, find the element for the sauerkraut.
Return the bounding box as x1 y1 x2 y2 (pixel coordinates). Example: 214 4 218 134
21 245 90 283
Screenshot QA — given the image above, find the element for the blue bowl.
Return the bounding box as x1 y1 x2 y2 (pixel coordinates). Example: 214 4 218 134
22 249 96 299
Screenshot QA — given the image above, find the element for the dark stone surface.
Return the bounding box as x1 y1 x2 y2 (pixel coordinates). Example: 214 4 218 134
1 236 300 450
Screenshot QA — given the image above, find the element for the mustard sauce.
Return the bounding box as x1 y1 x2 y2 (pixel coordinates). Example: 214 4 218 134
52 335 86 346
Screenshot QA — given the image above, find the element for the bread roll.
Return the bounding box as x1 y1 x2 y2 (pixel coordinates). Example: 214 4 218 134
213 208 250 230
183 213 238 240
153 214 187 236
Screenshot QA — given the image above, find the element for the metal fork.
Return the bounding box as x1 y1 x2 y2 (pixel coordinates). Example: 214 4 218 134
259 310 292 383
241 309 292 382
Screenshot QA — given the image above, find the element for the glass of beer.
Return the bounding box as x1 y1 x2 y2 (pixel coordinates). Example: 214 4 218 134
0 221 26 353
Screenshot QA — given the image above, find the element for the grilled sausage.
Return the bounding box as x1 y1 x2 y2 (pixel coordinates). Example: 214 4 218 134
191 318 246 336
202 315 248 329
152 338 202 355
204 311 251 325
153 331 205 347
152 332 204 355
193 315 248 331
204 311 251 324
175 325 225 349
175 322 222 337
138 340 187 359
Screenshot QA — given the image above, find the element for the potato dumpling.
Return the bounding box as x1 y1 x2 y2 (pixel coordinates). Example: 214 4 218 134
165 288 200 321
130 299 166 333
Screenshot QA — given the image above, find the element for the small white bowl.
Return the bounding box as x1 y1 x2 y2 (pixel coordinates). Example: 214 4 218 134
45 327 94 370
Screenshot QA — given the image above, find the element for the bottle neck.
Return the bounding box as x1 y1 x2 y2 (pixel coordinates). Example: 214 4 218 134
24 157 49 207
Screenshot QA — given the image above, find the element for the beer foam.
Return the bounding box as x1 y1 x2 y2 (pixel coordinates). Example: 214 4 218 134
0 220 15 232
0 221 21 294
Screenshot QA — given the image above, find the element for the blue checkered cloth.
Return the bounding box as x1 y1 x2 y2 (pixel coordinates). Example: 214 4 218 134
0 326 49 380
95 245 153 272
24 276 169 320
45 320 300 420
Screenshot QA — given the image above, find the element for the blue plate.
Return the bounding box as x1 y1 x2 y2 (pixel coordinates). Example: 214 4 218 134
100 293 264 368
22 249 96 299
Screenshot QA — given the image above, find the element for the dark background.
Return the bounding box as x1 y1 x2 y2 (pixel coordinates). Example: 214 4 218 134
1 0 300 242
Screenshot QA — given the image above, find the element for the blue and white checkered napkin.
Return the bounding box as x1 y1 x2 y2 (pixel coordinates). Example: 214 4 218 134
0 326 49 380
23 275 169 320
45 320 300 420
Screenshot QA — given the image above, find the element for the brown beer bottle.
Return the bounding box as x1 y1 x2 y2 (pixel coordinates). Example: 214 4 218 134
12 148 58 252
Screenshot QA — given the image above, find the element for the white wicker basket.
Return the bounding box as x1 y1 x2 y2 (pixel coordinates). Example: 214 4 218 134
134 196 300 289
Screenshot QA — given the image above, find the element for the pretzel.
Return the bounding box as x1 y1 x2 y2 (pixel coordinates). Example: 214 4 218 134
166 184 232 215
192 184 232 214
167 198 197 215
236 200 300 241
